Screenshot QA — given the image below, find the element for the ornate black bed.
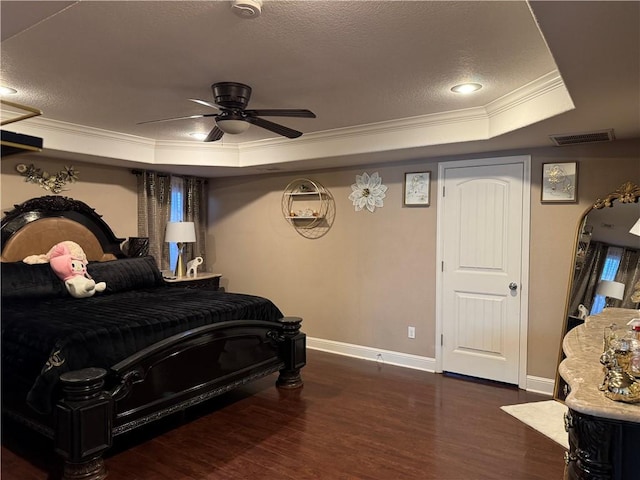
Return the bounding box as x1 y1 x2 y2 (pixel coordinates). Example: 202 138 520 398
1 195 306 480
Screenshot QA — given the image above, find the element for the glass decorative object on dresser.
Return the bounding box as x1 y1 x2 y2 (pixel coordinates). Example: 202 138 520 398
600 318 640 403
281 178 335 239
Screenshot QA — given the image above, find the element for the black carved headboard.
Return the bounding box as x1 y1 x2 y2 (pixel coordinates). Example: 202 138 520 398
1 196 125 262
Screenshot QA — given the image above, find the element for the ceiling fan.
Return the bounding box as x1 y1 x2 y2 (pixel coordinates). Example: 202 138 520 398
138 82 316 142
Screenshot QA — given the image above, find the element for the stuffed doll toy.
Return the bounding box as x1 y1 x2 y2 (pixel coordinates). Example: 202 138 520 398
48 242 106 298
23 240 88 265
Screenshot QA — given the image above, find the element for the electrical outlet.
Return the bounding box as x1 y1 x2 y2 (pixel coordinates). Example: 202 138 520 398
408 326 415 339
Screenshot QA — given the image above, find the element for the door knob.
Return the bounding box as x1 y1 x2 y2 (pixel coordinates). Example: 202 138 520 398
509 282 518 291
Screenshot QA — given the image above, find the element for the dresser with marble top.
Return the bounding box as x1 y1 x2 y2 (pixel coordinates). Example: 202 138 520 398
558 307 640 480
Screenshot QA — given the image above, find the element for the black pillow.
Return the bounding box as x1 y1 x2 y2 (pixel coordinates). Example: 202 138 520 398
1 261 68 301
87 256 164 294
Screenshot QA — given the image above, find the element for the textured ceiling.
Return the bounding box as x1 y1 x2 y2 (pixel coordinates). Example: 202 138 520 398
1 1 638 175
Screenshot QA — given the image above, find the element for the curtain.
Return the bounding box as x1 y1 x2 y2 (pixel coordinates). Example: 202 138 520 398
614 248 640 309
183 176 208 266
136 171 208 272
569 241 608 316
136 171 172 271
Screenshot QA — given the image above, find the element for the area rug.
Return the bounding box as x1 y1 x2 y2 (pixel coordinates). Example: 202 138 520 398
500 400 569 449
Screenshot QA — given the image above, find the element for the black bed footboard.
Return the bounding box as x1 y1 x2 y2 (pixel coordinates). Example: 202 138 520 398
109 319 287 433
51 316 305 480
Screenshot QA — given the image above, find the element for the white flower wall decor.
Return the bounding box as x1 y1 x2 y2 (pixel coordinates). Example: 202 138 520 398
348 172 387 212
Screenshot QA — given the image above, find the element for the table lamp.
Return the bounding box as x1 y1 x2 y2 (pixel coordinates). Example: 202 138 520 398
165 222 196 278
596 280 625 308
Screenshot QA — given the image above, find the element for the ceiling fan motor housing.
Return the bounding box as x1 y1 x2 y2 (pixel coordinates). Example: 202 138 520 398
211 82 252 109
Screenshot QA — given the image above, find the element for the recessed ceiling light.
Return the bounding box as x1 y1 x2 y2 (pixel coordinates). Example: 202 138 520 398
190 132 208 141
0 86 18 96
451 83 483 94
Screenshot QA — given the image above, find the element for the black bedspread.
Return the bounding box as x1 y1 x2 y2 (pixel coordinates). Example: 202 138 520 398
1 257 283 414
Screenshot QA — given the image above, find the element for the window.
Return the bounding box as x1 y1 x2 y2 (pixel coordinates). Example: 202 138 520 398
590 246 623 315
168 177 185 271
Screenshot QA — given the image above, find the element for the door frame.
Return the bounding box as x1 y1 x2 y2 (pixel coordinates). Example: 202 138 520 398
435 155 531 389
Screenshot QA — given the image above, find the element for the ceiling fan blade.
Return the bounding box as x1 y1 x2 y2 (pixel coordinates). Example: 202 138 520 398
245 109 316 118
204 125 224 142
189 98 220 110
137 113 217 125
245 116 303 139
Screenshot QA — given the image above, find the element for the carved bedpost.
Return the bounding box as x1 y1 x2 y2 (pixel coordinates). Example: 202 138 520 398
55 368 113 480
276 316 306 389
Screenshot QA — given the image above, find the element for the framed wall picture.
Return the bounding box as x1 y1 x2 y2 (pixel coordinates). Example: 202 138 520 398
403 171 430 206
541 162 578 203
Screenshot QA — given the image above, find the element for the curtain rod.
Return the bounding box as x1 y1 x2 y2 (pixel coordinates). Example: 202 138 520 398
131 169 207 183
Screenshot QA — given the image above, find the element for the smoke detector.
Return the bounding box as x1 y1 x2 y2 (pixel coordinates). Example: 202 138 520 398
232 0 262 18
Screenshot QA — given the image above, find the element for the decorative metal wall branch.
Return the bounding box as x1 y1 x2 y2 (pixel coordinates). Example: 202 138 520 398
16 163 79 194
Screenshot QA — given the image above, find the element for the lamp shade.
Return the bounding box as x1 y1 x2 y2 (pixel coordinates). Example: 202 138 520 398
165 222 196 243
596 280 625 301
630 217 640 236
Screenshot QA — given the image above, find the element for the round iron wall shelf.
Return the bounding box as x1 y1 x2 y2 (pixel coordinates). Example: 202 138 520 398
281 178 334 238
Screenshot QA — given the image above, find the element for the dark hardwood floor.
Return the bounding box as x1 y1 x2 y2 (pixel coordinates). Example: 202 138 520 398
1 350 565 479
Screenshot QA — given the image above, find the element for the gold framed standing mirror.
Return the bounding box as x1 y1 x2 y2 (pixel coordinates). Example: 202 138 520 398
554 181 640 400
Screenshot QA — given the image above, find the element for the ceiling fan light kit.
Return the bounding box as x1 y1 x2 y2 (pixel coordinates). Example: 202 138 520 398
216 118 251 134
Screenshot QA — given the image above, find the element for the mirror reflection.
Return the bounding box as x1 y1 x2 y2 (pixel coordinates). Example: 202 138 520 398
555 182 640 402
569 196 640 319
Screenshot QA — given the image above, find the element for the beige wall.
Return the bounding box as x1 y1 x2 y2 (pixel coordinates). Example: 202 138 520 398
209 165 439 358
1 156 138 237
209 139 640 380
2 141 638 381
528 142 640 377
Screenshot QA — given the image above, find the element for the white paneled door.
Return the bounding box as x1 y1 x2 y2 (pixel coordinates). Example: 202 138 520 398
439 158 529 385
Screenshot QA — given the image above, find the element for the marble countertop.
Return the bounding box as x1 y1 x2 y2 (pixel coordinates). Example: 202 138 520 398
559 307 640 423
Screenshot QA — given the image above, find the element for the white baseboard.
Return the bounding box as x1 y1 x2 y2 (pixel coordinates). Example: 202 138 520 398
306 337 436 372
306 337 555 396
524 375 555 396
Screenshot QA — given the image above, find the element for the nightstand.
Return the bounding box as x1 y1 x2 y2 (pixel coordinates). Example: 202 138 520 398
163 272 222 290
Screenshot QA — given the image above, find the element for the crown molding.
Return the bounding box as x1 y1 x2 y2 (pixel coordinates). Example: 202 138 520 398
486 70 574 137
2 70 573 171
487 70 569 117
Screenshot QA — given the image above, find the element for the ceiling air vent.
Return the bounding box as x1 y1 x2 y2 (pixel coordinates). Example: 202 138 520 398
549 129 615 146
